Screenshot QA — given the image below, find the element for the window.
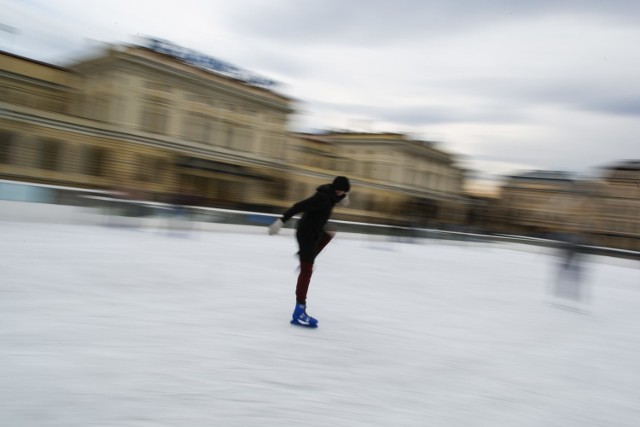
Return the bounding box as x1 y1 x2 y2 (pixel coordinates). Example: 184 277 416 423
264 135 282 158
84 146 108 177
376 165 390 181
0 131 15 164
39 139 62 171
238 128 255 152
93 95 111 121
134 154 149 182
154 158 169 182
140 100 169 134
208 119 222 146
184 113 210 143
235 128 254 152
134 155 168 183
224 124 234 149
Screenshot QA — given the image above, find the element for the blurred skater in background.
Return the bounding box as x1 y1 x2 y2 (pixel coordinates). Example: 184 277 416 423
554 231 585 302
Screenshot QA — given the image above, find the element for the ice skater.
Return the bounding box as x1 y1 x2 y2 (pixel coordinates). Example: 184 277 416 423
268 176 351 327
554 232 586 303
552 232 589 313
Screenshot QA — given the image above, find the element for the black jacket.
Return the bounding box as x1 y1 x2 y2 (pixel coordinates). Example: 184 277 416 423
281 184 345 234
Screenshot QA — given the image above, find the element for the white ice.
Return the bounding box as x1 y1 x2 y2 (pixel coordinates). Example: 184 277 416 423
0 221 638 427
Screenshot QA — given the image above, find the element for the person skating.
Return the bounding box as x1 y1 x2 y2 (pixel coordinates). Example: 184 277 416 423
268 176 351 327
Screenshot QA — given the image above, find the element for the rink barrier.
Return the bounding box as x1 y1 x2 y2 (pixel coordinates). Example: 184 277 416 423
0 179 638 261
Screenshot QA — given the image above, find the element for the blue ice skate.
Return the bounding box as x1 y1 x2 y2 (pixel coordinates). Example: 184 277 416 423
291 304 318 328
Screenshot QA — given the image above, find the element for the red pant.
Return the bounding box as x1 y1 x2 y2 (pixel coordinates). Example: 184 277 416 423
295 231 334 304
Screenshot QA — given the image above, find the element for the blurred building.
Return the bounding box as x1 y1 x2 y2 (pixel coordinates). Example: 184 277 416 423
498 167 639 251
1 41 636 250
464 194 502 233
590 161 640 251
293 132 466 226
498 171 594 238
1 40 467 226
1 41 292 209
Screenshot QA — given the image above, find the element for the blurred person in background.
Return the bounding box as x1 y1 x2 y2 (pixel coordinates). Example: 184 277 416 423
268 176 351 328
554 231 585 301
551 190 592 309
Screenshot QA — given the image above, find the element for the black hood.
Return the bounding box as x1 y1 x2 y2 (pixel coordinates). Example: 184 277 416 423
317 184 341 203
331 176 350 192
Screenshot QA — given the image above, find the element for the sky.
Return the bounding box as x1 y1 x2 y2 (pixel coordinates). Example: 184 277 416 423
1 218 639 425
1 0 640 194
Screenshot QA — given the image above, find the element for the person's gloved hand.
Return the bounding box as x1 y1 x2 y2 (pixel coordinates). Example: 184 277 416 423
268 219 283 235
337 194 350 207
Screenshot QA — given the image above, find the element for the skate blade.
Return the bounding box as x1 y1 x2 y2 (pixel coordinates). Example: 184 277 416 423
290 320 318 328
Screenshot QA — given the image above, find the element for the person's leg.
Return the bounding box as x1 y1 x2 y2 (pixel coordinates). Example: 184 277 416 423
292 261 318 327
296 230 317 305
291 229 320 326
315 230 335 257
295 261 313 305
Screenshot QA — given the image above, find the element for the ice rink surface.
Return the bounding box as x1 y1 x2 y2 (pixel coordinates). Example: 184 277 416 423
1 221 638 426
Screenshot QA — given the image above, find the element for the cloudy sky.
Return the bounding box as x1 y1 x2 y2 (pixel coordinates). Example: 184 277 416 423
2 0 639 193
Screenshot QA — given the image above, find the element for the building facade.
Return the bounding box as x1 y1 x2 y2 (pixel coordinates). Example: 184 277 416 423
498 171 588 237
1 43 467 227
590 161 640 251
497 167 639 251
1 44 292 209
1 42 637 251
296 132 466 226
